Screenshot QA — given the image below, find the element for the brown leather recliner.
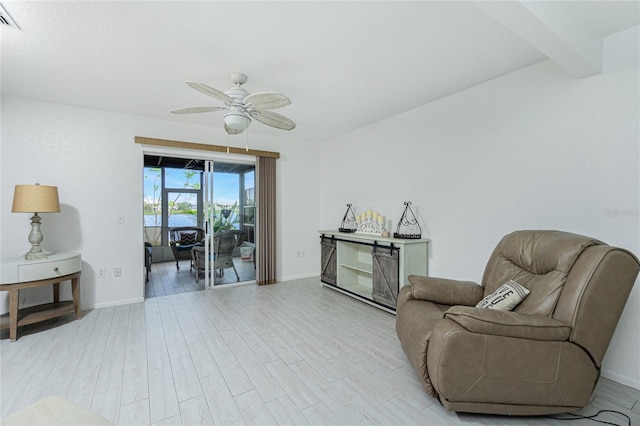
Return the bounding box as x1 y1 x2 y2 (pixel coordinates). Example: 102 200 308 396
395 230 639 416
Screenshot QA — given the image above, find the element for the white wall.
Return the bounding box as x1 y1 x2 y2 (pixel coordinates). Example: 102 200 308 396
1 99 322 310
319 26 640 388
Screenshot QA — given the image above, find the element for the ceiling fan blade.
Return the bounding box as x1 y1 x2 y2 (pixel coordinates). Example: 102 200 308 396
170 106 227 114
185 81 233 104
244 91 291 110
224 123 244 135
250 109 296 130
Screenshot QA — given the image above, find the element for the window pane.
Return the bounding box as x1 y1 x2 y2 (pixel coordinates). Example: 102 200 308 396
165 167 202 190
245 170 255 206
167 191 199 228
213 172 240 232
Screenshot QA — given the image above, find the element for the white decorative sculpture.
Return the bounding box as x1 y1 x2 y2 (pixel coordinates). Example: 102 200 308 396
356 209 386 236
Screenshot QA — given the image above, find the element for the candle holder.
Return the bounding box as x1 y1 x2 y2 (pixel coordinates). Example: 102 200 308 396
339 203 358 233
356 209 386 236
357 218 383 235
394 201 421 239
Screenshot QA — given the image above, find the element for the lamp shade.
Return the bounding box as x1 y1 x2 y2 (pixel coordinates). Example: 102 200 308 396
12 184 61 213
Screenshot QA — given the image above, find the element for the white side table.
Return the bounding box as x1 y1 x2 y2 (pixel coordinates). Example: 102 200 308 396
1 252 82 341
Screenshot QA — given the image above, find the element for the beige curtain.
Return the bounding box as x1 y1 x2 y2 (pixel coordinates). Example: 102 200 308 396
256 156 277 285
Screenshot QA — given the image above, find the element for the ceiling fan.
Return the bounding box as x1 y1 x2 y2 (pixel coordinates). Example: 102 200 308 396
170 72 296 135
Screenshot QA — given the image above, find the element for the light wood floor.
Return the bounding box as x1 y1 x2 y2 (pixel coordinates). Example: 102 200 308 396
145 258 257 298
1 277 638 425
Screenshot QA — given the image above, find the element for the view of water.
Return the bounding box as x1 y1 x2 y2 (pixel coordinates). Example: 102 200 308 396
144 214 197 227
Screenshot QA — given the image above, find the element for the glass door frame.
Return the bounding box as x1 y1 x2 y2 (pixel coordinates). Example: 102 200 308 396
142 147 257 290
204 160 215 289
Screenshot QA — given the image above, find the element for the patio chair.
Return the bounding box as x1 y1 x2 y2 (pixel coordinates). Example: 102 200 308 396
169 226 205 270
192 231 246 283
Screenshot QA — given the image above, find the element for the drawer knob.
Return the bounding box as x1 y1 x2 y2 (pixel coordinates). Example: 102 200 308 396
54 267 59 272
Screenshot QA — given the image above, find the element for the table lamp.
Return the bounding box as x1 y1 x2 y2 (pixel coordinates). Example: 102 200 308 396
11 184 61 260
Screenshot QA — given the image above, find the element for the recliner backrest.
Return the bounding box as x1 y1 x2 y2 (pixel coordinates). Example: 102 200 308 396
481 230 603 317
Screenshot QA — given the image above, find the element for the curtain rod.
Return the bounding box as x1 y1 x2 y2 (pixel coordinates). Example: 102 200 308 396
134 136 280 159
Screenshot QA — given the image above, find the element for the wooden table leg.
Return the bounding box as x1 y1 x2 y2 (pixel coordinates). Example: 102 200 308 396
9 289 19 342
71 276 82 319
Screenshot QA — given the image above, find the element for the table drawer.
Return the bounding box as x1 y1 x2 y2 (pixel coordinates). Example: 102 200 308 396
18 256 81 282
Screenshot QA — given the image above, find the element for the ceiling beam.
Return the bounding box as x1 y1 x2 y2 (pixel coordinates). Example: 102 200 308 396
473 1 602 78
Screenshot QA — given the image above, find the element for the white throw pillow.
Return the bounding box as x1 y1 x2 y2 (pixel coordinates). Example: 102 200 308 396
476 280 530 311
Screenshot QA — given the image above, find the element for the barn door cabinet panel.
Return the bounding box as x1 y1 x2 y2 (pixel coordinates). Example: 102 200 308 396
319 231 429 312
320 236 337 285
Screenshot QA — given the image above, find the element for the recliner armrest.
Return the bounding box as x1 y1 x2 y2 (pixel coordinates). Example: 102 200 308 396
444 306 571 341
407 275 484 306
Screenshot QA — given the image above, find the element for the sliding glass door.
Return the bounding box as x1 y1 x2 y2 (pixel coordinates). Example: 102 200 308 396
143 154 256 291
203 161 257 288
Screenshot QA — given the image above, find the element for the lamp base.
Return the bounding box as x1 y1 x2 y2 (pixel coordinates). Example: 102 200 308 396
25 249 48 260
24 213 49 260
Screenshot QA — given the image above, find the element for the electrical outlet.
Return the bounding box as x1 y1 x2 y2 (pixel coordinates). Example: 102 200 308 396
98 268 106 278
301 250 306 258
296 250 301 258
114 267 122 277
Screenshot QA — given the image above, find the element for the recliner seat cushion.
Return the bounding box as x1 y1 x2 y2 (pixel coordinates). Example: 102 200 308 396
445 306 571 341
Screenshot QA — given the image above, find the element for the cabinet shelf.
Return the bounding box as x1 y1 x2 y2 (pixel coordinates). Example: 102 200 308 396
339 261 372 274
341 282 372 298
0 301 75 329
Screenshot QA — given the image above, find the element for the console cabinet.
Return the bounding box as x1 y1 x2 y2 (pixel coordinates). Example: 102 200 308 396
319 231 429 312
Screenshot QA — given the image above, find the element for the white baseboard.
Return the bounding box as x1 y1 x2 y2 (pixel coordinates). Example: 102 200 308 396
84 297 144 310
280 273 320 282
601 368 640 391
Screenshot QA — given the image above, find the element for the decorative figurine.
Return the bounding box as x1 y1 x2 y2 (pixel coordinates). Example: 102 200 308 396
339 203 358 233
394 201 421 239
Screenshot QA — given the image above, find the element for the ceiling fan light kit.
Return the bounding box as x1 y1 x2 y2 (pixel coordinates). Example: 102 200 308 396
224 111 251 132
171 72 295 135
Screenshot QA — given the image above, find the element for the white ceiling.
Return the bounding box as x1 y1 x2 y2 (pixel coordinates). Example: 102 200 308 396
1 1 638 143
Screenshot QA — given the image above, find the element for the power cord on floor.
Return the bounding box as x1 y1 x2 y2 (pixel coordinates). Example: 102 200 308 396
546 409 631 426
